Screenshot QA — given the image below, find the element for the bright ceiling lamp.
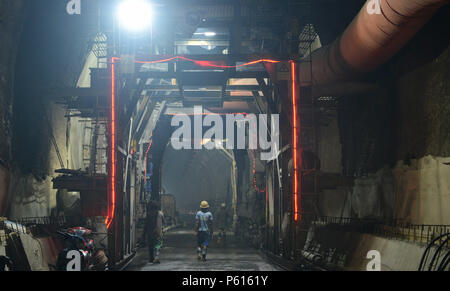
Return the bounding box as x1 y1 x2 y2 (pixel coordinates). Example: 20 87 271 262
117 0 152 32
204 31 216 37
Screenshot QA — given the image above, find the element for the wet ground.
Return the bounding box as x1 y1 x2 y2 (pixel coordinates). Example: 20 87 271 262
125 228 282 271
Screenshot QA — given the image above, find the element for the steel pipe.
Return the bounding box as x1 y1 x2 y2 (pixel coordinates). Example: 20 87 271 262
299 0 450 85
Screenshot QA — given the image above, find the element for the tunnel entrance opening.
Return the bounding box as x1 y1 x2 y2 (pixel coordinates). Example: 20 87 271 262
142 108 270 246
160 146 236 228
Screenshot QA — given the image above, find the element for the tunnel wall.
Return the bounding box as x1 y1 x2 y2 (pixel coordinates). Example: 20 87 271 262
236 150 265 221
2 1 96 220
320 156 450 225
0 0 27 215
318 34 450 225
311 7 450 270
307 226 431 271
317 117 342 174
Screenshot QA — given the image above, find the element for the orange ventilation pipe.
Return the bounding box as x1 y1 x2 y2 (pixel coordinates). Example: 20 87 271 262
299 0 450 85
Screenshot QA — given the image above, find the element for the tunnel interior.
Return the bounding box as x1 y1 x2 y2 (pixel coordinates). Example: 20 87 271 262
0 0 449 272
162 148 233 212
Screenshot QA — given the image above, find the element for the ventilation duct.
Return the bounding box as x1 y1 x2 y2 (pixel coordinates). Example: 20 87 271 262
299 0 449 85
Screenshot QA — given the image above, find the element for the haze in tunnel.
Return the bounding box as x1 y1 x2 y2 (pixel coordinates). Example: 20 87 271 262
161 143 233 212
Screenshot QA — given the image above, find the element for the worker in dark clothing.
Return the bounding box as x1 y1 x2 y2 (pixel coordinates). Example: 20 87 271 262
195 200 213 261
215 203 230 246
144 200 164 264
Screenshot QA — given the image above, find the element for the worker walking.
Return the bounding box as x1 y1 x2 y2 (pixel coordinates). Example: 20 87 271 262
195 201 213 262
144 200 164 264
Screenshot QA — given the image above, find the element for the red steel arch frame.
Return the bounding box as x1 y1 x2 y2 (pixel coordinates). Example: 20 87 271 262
105 56 301 228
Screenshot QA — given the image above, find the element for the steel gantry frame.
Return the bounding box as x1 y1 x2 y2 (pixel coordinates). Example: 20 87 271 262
51 53 307 267
105 54 292 266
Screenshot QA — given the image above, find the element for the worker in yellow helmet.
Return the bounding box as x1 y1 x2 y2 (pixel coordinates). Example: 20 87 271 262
144 200 164 264
194 200 213 261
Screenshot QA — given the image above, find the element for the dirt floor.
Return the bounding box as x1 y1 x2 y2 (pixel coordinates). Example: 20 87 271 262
126 228 281 271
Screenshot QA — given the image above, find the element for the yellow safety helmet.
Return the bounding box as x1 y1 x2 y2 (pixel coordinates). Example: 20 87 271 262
200 201 209 209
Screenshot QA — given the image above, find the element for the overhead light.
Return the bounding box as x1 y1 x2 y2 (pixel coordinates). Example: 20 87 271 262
204 32 216 37
117 0 152 32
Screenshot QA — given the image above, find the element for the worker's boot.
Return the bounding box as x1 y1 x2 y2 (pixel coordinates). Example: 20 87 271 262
153 248 160 264
201 246 207 262
148 250 154 263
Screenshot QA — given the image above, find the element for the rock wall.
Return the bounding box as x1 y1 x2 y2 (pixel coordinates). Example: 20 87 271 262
0 0 27 215
317 117 342 174
313 7 450 270
321 155 450 225
308 226 432 271
319 7 450 225
394 8 450 161
4 0 94 219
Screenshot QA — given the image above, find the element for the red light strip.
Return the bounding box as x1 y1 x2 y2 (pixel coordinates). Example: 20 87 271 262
291 60 300 222
144 134 153 183
105 57 119 228
135 56 279 68
165 112 250 116
250 149 265 193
